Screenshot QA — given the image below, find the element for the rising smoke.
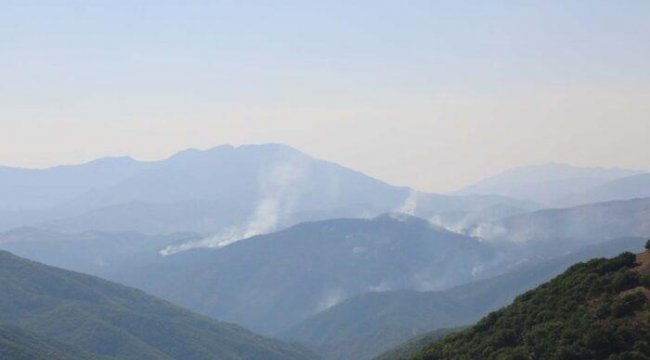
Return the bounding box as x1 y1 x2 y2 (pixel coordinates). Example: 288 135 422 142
160 156 310 256
397 189 419 215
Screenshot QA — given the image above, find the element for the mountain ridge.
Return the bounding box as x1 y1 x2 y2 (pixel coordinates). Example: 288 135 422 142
0 250 318 360
456 163 643 206
0 143 537 236
97 214 495 335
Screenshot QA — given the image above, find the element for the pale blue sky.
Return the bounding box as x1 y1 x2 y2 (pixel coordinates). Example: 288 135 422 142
1 1 649 191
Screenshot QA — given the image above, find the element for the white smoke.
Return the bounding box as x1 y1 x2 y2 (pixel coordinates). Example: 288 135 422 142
467 222 508 241
160 156 309 256
352 246 366 254
367 281 393 292
395 190 488 237
159 227 246 256
471 265 484 277
427 214 475 235
316 288 347 311
397 189 419 215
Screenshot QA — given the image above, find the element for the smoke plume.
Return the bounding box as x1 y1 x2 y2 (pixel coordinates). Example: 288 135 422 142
160 156 309 256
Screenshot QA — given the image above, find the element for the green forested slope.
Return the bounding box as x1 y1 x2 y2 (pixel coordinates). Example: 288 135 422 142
0 250 317 360
0 321 103 360
413 251 650 359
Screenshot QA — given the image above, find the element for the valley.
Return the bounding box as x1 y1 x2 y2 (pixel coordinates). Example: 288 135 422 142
0 145 649 359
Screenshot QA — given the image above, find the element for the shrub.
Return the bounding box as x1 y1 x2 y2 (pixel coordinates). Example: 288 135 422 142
611 271 641 293
597 253 636 275
611 291 647 318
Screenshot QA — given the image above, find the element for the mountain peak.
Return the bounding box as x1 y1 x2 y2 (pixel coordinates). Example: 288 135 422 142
456 162 643 205
164 143 308 163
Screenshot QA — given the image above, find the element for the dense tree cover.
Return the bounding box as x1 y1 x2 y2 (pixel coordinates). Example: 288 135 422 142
0 251 317 360
412 251 650 360
0 321 100 360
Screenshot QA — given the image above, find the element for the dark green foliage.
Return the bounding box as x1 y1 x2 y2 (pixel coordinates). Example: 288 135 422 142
611 291 647 317
645 239 650 251
595 252 637 275
0 251 317 360
413 252 650 360
641 274 650 287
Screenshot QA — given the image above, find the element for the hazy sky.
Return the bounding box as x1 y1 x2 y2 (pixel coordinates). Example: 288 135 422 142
2 1 649 192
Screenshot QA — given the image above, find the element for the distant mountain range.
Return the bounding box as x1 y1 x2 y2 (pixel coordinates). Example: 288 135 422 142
0 144 535 241
2 145 650 360
279 237 647 360
561 172 650 206
456 162 647 206
0 156 146 212
2 151 648 239
0 250 317 360
478 197 650 259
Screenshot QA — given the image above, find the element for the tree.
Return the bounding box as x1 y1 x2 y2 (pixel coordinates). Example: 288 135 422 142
646 239 650 251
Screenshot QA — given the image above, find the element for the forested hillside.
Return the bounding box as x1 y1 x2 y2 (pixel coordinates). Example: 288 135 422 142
0 251 317 360
411 251 650 359
0 322 100 360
